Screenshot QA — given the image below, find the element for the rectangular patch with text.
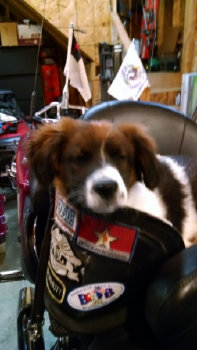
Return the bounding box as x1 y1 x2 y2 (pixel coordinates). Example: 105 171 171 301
77 213 138 262
46 262 66 303
55 192 79 237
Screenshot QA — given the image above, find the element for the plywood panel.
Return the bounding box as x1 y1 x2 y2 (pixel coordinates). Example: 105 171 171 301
172 0 185 26
140 87 150 101
148 72 182 92
76 0 94 27
80 44 95 62
164 0 173 27
93 0 110 26
179 0 186 27
192 39 197 71
60 7 77 29
167 91 179 106
92 78 101 104
23 0 111 64
173 0 181 26
182 0 197 73
94 25 111 45
148 90 180 107
157 1 165 55
151 92 168 105
77 27 94 46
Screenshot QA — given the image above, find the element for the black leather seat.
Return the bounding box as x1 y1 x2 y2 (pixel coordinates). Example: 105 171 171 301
145 245 197 350
83 100 197 156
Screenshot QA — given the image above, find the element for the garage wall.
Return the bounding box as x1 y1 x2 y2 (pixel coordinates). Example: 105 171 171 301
0 47 44 115
24 0 111 66
22 0 113 105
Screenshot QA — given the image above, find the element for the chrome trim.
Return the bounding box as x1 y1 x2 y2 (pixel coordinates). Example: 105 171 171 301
0 270 25 282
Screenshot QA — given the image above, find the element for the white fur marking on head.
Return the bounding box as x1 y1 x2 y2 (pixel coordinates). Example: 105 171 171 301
85 164 128 213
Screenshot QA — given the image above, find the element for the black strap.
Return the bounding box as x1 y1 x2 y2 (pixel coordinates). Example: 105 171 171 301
29 188 54 324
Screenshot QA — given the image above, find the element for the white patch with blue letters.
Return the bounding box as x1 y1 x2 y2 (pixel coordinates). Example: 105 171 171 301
67 282 125 311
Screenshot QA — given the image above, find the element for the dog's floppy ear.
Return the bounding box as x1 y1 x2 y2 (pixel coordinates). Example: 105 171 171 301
26 118 75 186
120 124 160 189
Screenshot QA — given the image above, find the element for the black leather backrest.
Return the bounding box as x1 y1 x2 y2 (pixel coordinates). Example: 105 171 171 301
83 100 197 156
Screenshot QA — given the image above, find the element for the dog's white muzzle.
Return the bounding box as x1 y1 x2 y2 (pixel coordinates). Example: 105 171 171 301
85 165 128 213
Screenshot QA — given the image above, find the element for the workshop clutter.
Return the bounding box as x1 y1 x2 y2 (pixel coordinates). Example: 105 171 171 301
0 22 42 46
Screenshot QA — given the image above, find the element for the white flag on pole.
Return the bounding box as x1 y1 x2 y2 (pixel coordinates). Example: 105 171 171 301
64 33 91 102
108 41 150 100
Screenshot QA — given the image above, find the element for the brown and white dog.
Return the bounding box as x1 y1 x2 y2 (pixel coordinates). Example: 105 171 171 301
27 117 197 247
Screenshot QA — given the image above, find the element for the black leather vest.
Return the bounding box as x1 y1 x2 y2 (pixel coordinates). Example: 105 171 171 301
44 192 184 334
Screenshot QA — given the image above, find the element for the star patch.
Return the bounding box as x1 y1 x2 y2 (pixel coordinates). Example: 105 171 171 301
76 213 138 262
95 229 117 249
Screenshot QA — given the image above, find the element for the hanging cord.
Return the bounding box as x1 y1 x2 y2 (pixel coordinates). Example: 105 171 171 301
28 188 55 333
29 0 47 120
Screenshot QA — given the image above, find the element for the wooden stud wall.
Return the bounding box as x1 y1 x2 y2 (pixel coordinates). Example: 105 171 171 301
20 0 111 105
2 0 196 106
22 0 111 66
181 0 197 73
140 0 197 107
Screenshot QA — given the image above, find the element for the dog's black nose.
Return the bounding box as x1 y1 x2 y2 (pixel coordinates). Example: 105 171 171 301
93 180 118 199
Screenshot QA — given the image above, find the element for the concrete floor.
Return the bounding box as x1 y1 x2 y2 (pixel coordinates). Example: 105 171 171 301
0 188 56 349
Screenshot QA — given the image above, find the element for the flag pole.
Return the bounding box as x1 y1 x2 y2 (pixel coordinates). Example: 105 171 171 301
62 23 74 109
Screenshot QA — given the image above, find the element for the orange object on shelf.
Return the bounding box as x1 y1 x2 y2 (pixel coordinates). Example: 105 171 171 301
41 64 61 105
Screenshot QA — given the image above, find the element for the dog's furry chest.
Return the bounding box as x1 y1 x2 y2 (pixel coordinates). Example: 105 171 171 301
127 156 197 247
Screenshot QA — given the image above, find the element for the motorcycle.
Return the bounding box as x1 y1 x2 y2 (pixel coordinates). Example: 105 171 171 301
0 89 29 253
0 193 6 253
11 99 197 350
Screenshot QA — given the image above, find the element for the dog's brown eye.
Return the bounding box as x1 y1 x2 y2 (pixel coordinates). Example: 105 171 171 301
74 152 91 163
105 141 127 162
117 153 127 160
109 150 127 161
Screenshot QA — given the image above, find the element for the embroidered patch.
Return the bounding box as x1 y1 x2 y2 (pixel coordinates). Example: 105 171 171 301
55 192 78 236
77 213 138 262
46 262 66 303
50 224 82 282
67 282 125 311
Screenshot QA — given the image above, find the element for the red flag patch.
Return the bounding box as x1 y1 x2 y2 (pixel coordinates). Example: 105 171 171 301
77 213 138 262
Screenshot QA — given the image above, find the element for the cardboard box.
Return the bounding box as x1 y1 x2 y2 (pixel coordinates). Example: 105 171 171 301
0 22 18 46
17 24 42 46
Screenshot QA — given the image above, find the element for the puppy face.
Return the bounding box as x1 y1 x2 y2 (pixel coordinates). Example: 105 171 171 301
27 118 159 213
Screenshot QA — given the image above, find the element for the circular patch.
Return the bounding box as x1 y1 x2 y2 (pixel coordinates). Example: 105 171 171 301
67 282 125 311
